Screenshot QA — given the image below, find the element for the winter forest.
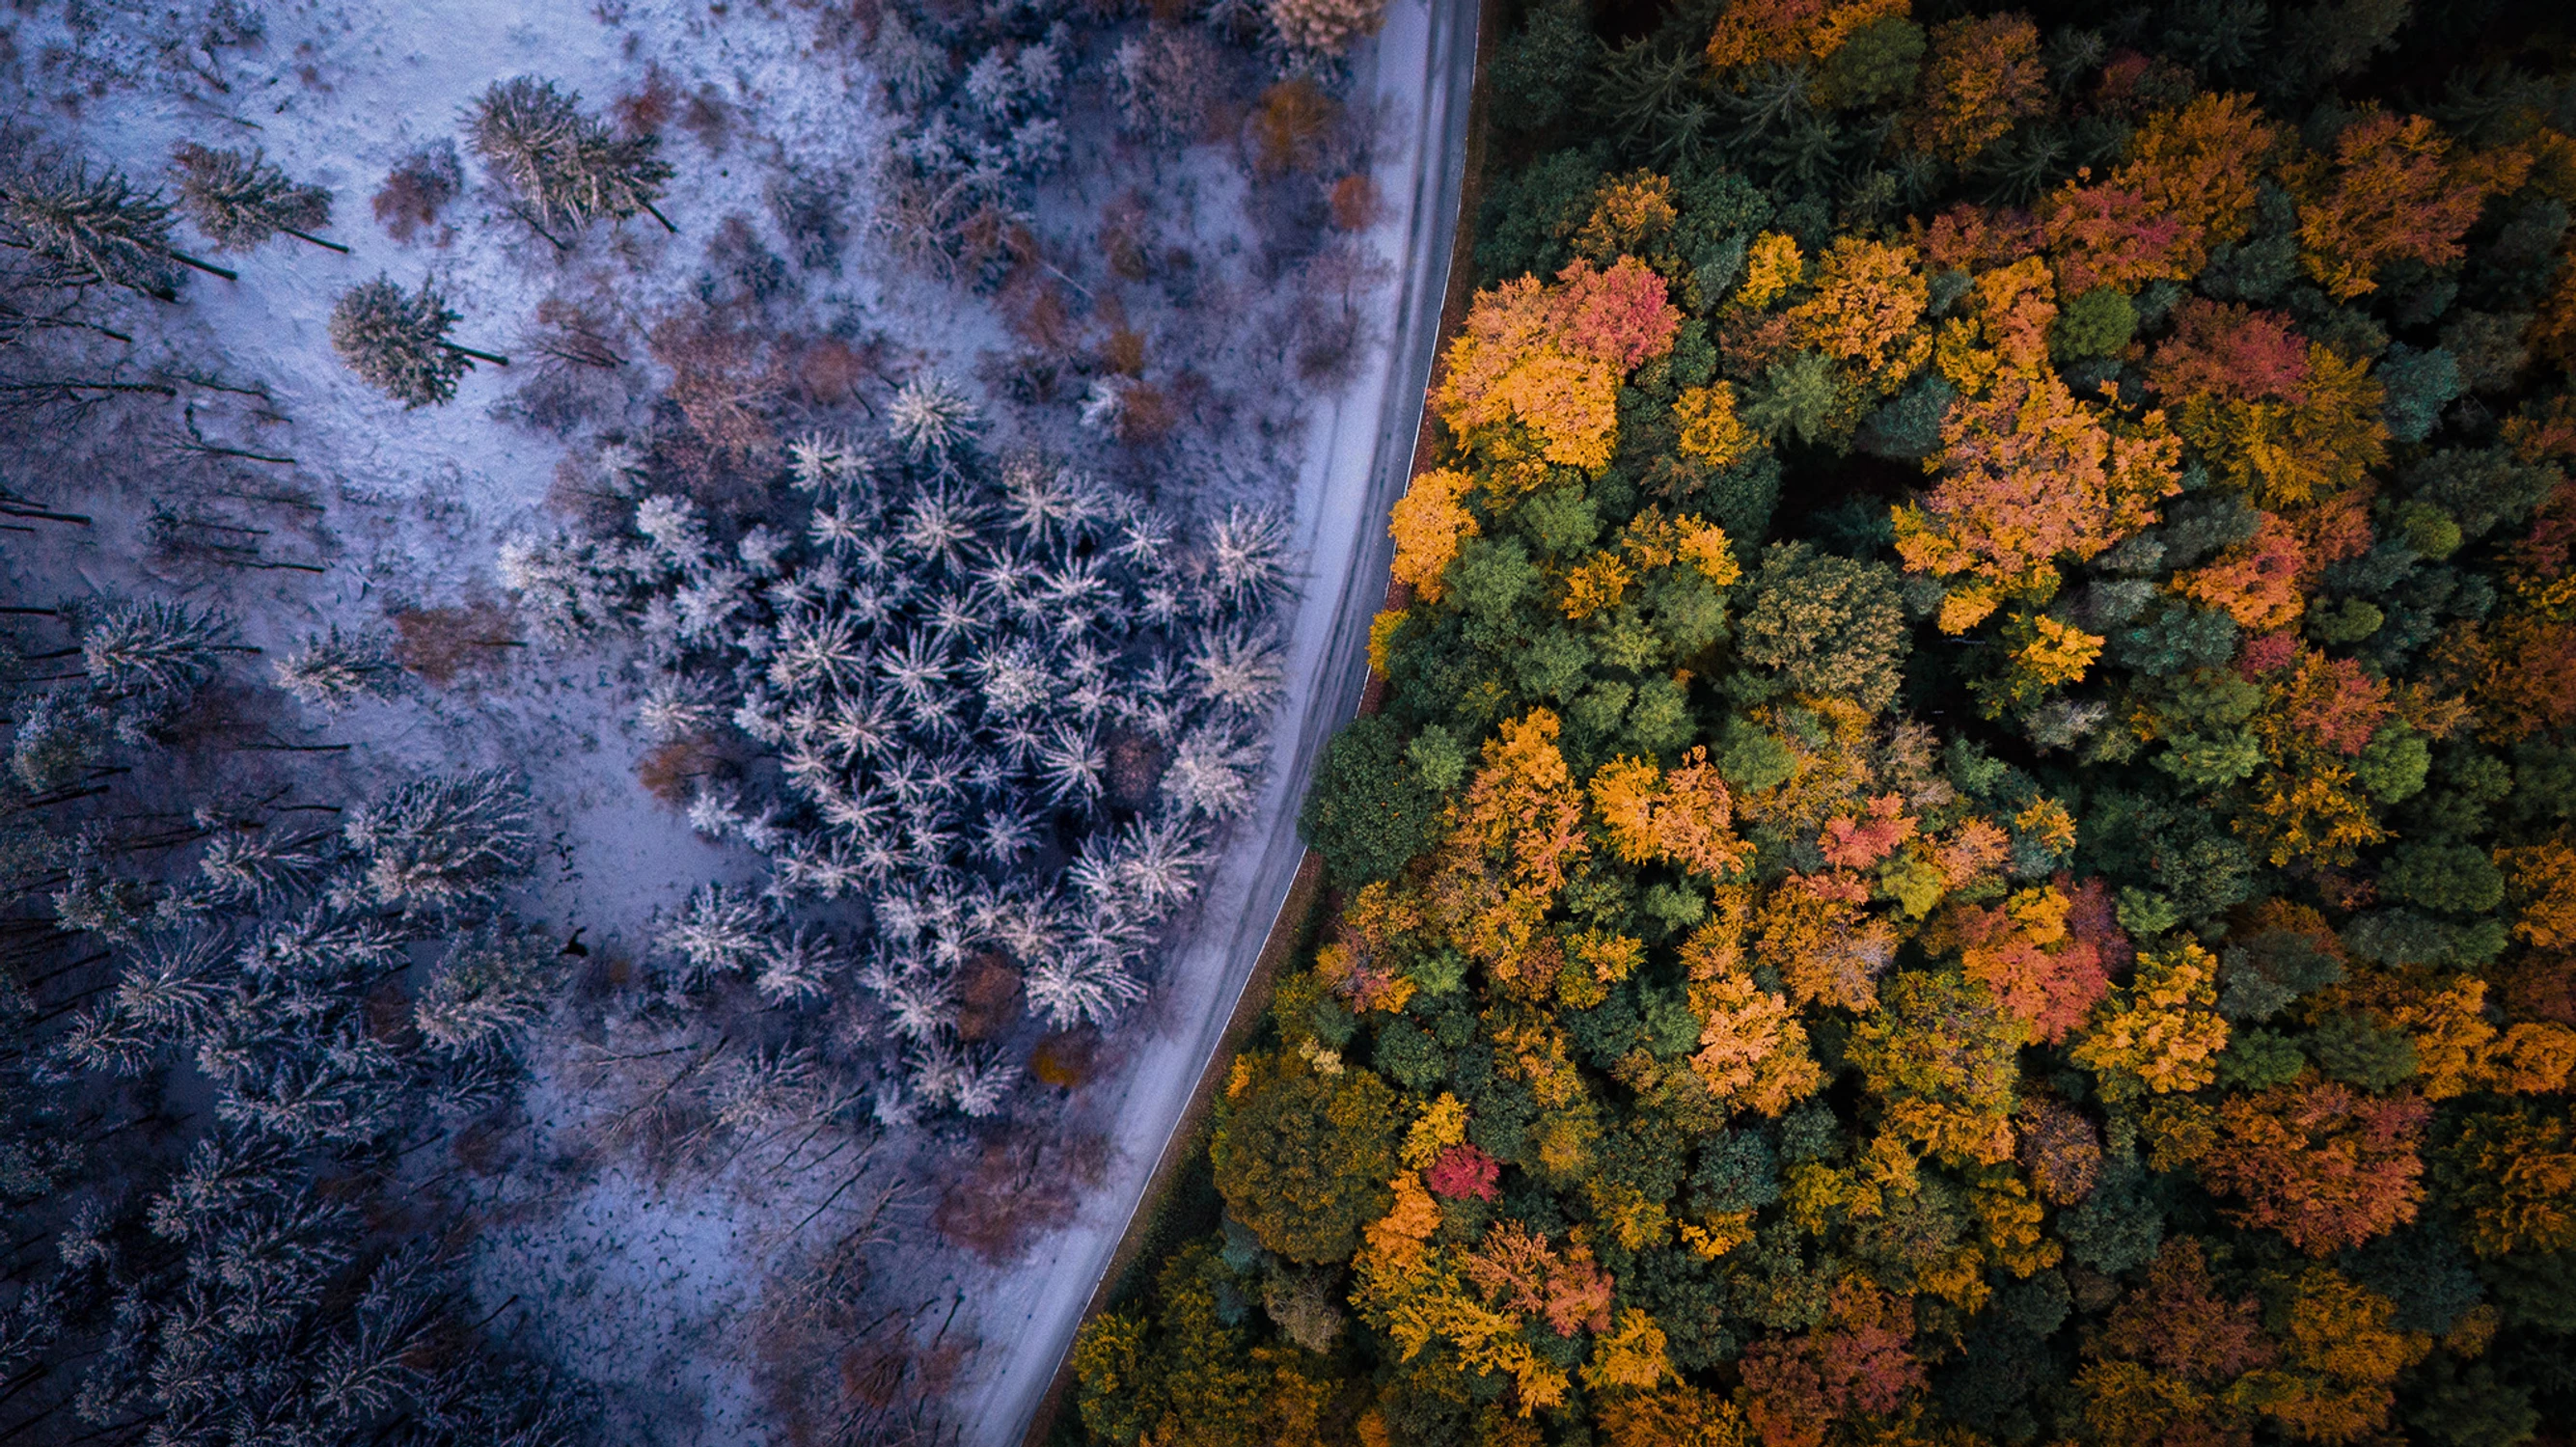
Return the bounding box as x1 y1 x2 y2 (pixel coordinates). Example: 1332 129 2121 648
0 0 1435 1436
1068 3 2576 1447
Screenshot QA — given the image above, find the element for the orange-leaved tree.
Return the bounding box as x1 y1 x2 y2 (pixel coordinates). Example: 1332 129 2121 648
1437 259 1681 471
2042 92 2278 294
1905 13 2047 165
2289 107 2532 300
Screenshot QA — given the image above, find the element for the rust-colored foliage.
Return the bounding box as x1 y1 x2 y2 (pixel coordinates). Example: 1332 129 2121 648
1463 1219 1614 1336
1937 883 2111 1044
1755 872 1898 1011
648 309 788 463
934 1128 1110 1263
1436 259 1679 471
1895 363 2183 622
1248 78 1338 175
2044 93 2277 293
1738 1279 1924 1447
2173 509 2308 630
1906 14 2047 164
391 602 520 684
2183 1080 2430 1254
2290 109 2529 300
2148 301 2387 506
2016 1095 2102 1203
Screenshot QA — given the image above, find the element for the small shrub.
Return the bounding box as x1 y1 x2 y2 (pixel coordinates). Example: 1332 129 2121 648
372 142 461 243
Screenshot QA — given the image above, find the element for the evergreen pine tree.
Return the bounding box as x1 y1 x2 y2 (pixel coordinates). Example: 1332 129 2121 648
342 769 536 911
274 625 404 711
170 142 348 253
0 157 235 299
467 76 675 242
416 926 559 1050
328 276 507 408
79 598 237 702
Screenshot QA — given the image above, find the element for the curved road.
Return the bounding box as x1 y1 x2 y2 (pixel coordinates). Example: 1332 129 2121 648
949 1 1481 1439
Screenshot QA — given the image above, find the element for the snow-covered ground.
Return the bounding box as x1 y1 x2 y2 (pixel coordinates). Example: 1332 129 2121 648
1 0 1470 1437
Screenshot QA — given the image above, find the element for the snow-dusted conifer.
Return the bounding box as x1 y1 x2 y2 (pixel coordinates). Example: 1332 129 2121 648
9 690 112 793
659 884 767 982
342 770 536 913
199 829 334 908
274 626 402 712
1163 725 1265 819
330 276 504 408
80 598 233 702
1187 622 1285 716
0 157 225 299
877 965 955 1043
887 376 979 464
754 927 839 1005
870 12 953 112
110 935 227 1037
498 532 648 640
1208 505 1293 615
170 143 343 253
1034 723 1107 808
1110 29 1225 144
415 926 558 1051
638 674 721 740
1023 948 1145 1030
947 1045 1022 1117
468 76 672 237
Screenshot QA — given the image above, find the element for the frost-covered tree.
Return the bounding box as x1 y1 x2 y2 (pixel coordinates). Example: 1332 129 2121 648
199 827 336 908
8 589 581 1439
342 769 536 912
417 926 559 1050
499 386 1291 1115
660 883 769 983
11 688 115 792
274 625 403 711
79 596 235 702
329 276 507 408
1110 29 1225 144
0 156 233 299
754 926 840 1006
887 374 982 466
467 76 674 239
868 28 1070 281
170 142 346 253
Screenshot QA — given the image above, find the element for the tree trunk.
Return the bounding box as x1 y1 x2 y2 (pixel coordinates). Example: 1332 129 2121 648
442 342 511 367
0 503 94 525
280 227 352 255
643 201 678 234
167 250 238 282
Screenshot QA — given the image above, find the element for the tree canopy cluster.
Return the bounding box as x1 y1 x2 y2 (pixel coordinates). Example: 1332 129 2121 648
0 598 583 1444
502 385 1290 1119
1072 3 2576 1445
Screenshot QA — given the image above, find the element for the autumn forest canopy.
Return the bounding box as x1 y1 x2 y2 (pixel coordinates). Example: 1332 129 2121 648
1071 2 2576 1446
